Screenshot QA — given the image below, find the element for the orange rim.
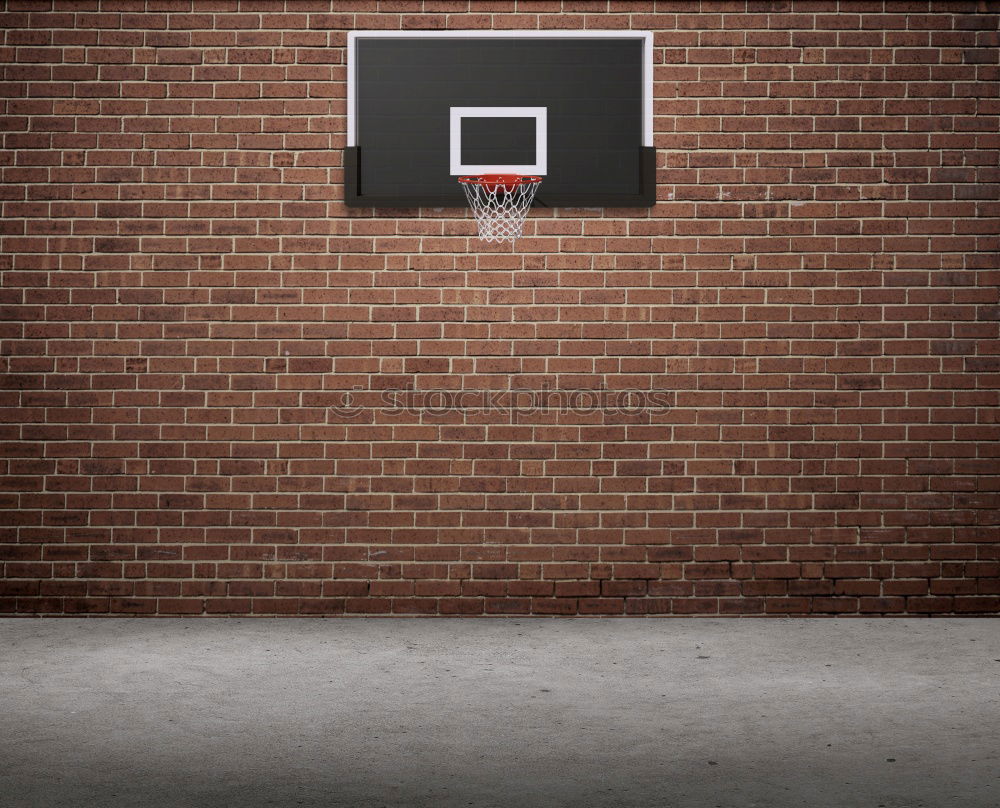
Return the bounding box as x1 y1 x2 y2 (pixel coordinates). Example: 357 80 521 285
458 174 542 192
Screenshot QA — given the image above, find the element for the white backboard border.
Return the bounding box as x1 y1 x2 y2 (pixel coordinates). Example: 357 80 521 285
346 30 653 150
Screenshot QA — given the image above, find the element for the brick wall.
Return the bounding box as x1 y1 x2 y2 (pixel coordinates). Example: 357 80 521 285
2 1 998 617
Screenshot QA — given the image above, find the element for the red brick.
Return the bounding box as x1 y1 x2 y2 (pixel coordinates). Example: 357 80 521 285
0 6 995 618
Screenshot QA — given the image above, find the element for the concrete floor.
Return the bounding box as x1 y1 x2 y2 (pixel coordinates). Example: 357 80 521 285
1 619 998 808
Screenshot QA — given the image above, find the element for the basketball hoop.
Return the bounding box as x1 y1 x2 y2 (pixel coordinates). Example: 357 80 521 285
458 174 541 244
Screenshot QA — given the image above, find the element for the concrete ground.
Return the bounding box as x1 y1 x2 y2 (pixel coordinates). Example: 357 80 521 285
1 619 998 808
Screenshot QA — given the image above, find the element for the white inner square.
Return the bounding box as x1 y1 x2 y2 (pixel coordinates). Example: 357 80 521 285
449 106 548 176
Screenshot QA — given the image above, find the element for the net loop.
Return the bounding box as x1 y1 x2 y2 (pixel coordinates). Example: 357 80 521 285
458 174 541 244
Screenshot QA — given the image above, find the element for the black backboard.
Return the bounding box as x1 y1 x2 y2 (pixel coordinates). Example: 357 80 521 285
346 31 654 208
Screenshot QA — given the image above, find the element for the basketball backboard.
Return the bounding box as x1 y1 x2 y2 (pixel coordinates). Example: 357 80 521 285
345 31 654 208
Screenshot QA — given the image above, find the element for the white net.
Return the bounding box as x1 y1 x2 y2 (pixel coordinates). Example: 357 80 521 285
459 176 541 244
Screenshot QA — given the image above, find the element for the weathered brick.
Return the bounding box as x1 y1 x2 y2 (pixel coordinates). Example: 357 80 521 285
0 4 996 617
